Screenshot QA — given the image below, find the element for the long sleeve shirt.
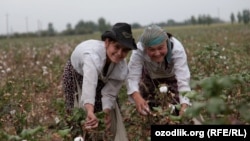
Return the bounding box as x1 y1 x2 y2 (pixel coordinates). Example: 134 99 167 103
70 40 128 110
126 37 191 105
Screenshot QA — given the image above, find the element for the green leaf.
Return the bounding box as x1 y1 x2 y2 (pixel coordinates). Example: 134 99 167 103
152 106 163 113
174 104 181 110
182 91 198 99
58 128 71 137
169 115 182 121
207 97 225 114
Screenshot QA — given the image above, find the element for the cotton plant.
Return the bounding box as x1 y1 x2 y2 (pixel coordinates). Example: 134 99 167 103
149 83 184 123
123 83 191 141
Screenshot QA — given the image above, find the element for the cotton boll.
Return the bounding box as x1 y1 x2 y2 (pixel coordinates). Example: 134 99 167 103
10 110 16 115
168 104 175 114
54 116 60 124
6 68 11 73
159 86 168 93
74 136 84 141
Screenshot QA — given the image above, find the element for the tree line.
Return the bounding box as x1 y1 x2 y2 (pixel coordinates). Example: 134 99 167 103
230 9 250 24
1 9 249 38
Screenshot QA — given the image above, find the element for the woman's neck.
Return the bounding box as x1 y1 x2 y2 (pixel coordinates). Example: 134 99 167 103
103 58 111 76
105 54 112 64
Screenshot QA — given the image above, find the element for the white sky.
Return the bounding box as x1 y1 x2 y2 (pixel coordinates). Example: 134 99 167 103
0 0 249 35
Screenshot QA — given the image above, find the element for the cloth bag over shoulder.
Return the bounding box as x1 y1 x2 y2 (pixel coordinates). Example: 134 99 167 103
111 102 129 141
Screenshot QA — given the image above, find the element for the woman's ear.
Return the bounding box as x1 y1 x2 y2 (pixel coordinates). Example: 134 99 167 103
104 38 111 48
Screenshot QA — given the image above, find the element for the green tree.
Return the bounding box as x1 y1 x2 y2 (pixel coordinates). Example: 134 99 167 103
74 20 85 34
74 20 96 34
206 15 212 25
242 9 250 24
191 16 197 25
47 22 55 36
98 17 110 33
230 13 235 24
167 19 176 26
237 11 242 23
84 21 97 34
131 22 141 29
63 23 74 35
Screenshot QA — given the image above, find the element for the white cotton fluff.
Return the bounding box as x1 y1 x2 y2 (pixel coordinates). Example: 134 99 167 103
74 136 84 141
168 104 175 114
159 85 168 93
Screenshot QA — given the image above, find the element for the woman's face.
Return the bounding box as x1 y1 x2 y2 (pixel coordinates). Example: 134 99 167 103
105 40 131 63
145 40 167 63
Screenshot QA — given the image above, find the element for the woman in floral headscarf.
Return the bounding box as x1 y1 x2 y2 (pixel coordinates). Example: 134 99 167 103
126 24 191 116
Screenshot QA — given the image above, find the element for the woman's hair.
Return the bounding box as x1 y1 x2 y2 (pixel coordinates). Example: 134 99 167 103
139 24 168 48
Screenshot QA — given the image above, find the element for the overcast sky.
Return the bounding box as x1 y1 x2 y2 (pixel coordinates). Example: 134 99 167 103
0 0 249 35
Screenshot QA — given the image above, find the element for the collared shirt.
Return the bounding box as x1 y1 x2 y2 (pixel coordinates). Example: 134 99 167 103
71 40 128 110
126 37 191 105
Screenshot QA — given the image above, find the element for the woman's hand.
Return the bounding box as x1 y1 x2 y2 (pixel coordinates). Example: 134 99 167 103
132 92 150 115
84 104 98 129
179 103 188 116
104 109 112 134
